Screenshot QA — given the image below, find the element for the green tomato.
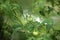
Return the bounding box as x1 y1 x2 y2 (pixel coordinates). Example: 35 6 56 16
33 31 39 36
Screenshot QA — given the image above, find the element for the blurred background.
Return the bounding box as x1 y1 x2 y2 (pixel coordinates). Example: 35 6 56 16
0 0 60 40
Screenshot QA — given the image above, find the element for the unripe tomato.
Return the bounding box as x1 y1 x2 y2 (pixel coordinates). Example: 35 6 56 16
33 31 39 36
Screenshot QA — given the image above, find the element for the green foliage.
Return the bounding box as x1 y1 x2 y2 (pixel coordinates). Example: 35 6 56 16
0 0 60 40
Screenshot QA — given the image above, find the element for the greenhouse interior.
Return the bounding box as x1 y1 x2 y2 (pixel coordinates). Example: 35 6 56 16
0 0 60 40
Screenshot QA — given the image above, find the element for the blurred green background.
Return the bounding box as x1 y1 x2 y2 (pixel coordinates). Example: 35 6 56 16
0 0 60 40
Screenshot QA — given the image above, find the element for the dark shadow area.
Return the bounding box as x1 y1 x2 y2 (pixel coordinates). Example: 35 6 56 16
0 9 4 40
